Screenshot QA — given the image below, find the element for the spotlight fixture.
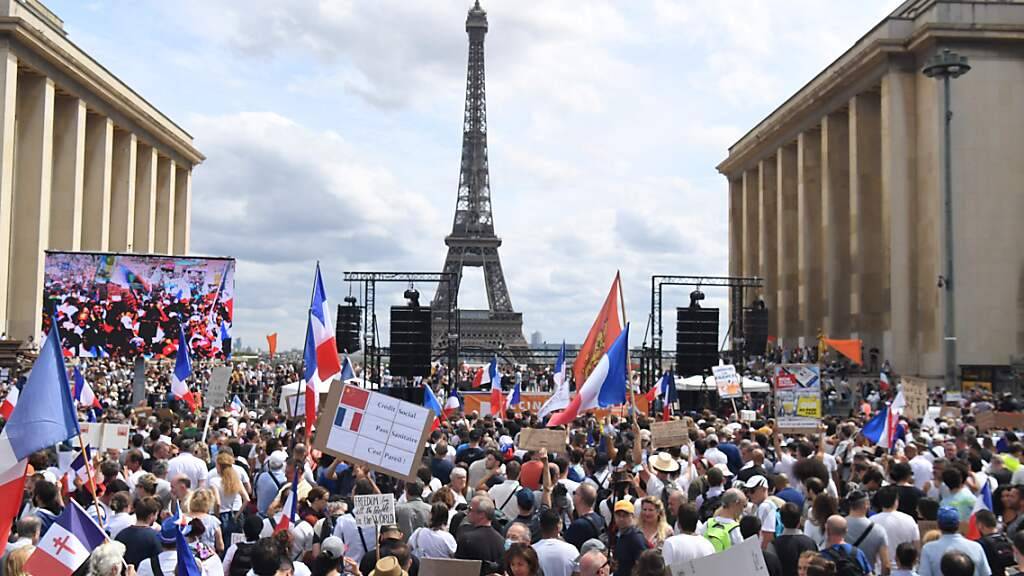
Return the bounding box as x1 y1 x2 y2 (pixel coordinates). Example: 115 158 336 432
689 289 705 309
343 296 357 306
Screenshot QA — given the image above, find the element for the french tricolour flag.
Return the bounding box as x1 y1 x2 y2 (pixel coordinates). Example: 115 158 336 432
340 355 356 381
538 343 569 419
23 499 106 576
488 355 503 416
303 264 342 435
72 367 101 422
659 371 677 421
444 388 462 418
862 399 906 450
423 385 444 431
171 324 196 411
505 379 522 411
230 395 244 415
548 324 629 427
967 478 995 540
0 385 17 420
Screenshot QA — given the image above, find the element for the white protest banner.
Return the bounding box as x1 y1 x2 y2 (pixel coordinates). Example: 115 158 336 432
79 422 102 447
354 493 396 526
650 420 690 449
313 382 434 482
740 410 757 423
773 364 821 433
207 366 231 407
78 423 130 451
518 428 567 452
670 536 769 576
901 376 928 420
712 365 742 399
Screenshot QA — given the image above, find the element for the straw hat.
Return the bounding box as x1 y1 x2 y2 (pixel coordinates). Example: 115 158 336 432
648 452 681 474
370 556 408 576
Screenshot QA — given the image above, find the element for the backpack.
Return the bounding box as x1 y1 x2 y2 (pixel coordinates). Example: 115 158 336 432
983 532 1017 572
703 518 739 553
229 541 256 576
822 545 868 576
766 495 786 538
698 493 723 524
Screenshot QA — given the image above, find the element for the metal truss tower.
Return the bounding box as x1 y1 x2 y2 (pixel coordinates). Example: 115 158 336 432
432 1 528 356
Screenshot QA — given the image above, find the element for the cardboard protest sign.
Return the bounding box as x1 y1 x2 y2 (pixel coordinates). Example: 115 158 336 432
940 406 961 420
650 420 690 449
132 357 146 406
420 559 482 576
518 428 567 452
79 422 131 450
901 377 928 420
773 364 821 432
712 365 742 399
976 411 1024 432
354 493 396 526
313 382 434 483
206 366 231 407
740 410 757 423
670 535 769 576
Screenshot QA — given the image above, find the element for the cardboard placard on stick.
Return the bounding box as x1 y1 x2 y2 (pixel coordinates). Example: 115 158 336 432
313 382 434 483
901 376 928 420
518 428 567 452
353 493 396 526
420 559 482 576
206 366 231 407
650 420 690 449
976 411 1024 432
79 422 130 451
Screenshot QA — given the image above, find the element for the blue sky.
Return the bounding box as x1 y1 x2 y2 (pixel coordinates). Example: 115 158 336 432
49 0 903 351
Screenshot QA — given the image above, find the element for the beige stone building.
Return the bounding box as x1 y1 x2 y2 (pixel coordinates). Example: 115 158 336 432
717 0 1024 385
0 1 203 343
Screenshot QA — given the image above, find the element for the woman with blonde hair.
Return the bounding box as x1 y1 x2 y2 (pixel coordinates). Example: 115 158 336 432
188 487 225 555
638 496 673 550
4 545 33 576
210 451 249 540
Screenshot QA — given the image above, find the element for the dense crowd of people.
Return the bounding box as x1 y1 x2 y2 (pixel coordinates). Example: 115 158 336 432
1 353 1023 576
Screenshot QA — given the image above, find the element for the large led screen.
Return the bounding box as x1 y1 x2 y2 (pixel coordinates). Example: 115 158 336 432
42 251 235 360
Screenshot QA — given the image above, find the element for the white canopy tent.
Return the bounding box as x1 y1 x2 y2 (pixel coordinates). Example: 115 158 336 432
278 378 361 414
674 375 771 393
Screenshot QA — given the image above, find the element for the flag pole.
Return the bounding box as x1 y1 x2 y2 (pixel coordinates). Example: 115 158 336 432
76 421 104 526
616 272 636 419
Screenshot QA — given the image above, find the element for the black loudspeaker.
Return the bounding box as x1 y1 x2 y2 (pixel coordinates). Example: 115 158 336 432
676 307 720 376
335 305 362 353
744 308 769 357
390 306 432 377
377 386 425 405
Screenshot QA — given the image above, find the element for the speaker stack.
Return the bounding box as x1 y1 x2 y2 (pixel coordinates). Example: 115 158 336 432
743 307 769 357
335 305 362 353
675 307 720 376
389 306 432 377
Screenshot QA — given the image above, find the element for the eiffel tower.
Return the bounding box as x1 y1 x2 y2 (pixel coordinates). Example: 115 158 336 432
432 1 529 358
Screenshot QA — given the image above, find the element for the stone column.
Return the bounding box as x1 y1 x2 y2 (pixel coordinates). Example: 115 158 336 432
133 143 157 253
154 156 176 254
822 110 851 338
849 91 884 357
0 48 17 335
759 157 778 337
798 129 823 345
881 68 918 374
82 113 112 251
173 165 191 254
729 178 743 278
8 73 54 340
776 143 799 345
742 168 760 280
49 96 86 250
109 130 137 252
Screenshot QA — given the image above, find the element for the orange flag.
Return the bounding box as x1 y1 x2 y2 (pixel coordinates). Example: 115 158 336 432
822 338 862 365
267 333 278 358
574 273 624 386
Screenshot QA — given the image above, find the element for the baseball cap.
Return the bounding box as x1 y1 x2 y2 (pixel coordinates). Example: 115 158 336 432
516 488 535 509
845 490 868 505
712 462 734 477
743 475 769 490
613 500 635 515
575 538 607 562
937 506 961 529
268 450 286 470
321 536 345 559
379 524 403 541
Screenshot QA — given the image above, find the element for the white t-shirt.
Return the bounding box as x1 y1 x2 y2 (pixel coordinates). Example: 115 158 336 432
167 453 210 489
489 480 521 518
705 448 729 467
910 455 933 490
698 516 743 547
409 527 457 559
872 510 920 569
662 533 715 564
532 538 579 576
333 514 377 562
756 499 778 536
209 476 245 513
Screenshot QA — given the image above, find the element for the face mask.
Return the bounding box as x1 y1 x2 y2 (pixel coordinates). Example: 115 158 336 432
504 538 513 551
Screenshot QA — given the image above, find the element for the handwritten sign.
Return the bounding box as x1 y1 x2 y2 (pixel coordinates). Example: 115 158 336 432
740 410 757 423
206 366 231 407
670 535 768 576
976 411 1024 432
651 420 690 449
313 383 434 482
518 428 567 452
79 422 131 451
354 493 396 526
421 559 482 576
901 377 928 420
712 365 742 399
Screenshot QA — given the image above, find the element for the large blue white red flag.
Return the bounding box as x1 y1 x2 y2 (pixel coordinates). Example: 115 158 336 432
505 380 522 411
423 385 445 430
548 324 630 427
309 264 342 383
539 343 569 419
0 384 17 420
23 499 106 576
72 366 101 422
967 478 995 540
660 371 677 421
488 355 503 416
171 325 196 410
340 355 356 381
444 388 462 418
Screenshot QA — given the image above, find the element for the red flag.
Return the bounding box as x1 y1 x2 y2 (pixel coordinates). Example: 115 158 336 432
267 333 278 358
0 462 26 554
573 274 623 386
823 338 863 365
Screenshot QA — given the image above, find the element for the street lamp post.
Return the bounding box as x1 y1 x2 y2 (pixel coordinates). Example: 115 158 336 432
922 48 970 391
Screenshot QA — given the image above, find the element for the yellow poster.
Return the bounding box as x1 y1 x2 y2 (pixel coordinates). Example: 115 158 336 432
796 395 821 418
